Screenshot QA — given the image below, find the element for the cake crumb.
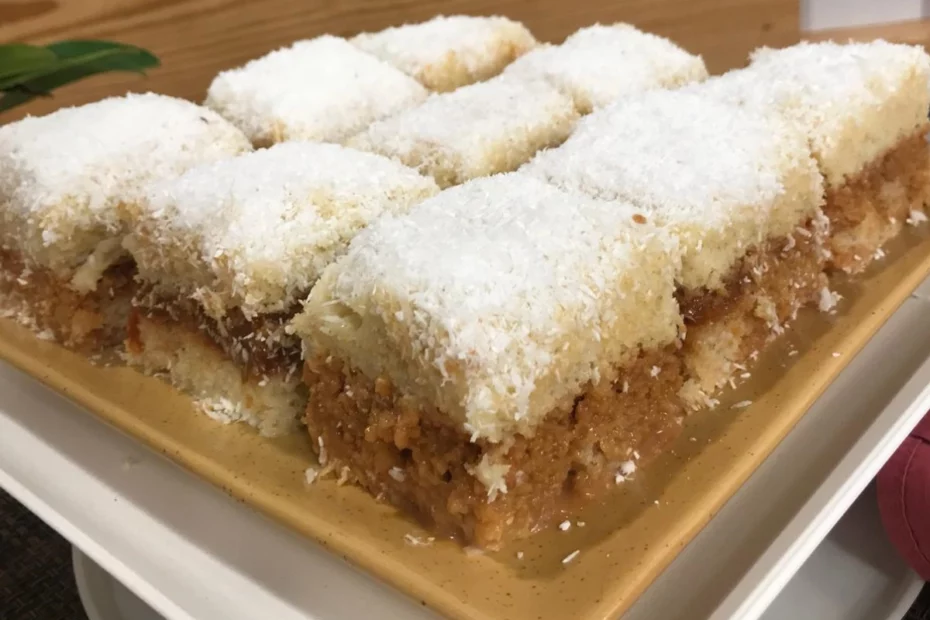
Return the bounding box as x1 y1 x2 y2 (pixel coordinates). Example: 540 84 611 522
577 521 586 527
304 467 319 485
620 460 637 477
908 210 929 226
559 520 571 531
654 500 660 506
389 466 406 482
516 551 524 560
404 533 436 547
562 550 580 564
873 248 886 261
818 287 841 312
35 328 55 341
650 365 661 377
740 372 751 379
633 450 641 460
732 400 753 409
832 352 841 358
689 437 697 442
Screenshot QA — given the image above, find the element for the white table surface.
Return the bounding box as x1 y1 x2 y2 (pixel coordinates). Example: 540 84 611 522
3 282 930 620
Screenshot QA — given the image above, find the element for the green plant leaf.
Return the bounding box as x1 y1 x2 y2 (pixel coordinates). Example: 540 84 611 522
0 44 57 82
0 40 160 113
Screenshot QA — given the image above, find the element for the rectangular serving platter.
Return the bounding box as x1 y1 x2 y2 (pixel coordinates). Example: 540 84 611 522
2 224 930 620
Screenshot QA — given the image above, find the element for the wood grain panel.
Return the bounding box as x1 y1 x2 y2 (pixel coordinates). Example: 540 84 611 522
0 0 799 121
808 18 930 47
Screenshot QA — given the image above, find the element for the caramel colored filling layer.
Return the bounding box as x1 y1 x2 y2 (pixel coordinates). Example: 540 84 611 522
131 288 300 379
825 128 930 274
304 346 684 549
0 248 134 350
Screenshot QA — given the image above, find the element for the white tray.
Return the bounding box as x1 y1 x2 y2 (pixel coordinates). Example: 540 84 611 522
69 482 922 620
3 283 930 620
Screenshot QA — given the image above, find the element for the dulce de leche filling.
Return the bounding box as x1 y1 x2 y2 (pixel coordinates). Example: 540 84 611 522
128 287 301 379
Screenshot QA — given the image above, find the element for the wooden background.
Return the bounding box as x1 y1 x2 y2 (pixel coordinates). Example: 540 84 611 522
0 0 801 120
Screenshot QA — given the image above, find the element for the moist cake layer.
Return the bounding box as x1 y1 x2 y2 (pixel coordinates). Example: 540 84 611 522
678 222 827 405
503 23 707 114
127 312 304 436
351 15 537 92
0 249 134 350
824 129 930 273
304 345 683 548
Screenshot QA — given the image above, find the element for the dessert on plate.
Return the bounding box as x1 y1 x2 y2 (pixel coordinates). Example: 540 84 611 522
0 93 250 350
123 141 438 436
697 41 930 273
292 173 683 547
523 89 828 404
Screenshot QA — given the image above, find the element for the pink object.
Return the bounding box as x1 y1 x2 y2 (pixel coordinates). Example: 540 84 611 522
877 413 930 580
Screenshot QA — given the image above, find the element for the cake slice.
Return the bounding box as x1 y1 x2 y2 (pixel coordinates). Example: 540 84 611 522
123 142 438 436
524 89 827 405
0 93 251 350
503 23 707 114
291 173 683 548
697 41 930 273
347 75 578 188
205 35 428 146
351 15 537 92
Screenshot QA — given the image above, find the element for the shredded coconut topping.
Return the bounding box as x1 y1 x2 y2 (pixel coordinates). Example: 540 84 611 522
697 40 930 187
293 174 681 443
127 142 438 319
0 93 250 279
524 89 824 291
348 75 578 188
908 210 929 226
352 15 536 91
205 35 428 146
504 23 707 113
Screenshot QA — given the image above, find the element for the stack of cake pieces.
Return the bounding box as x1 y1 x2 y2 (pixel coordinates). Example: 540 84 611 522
695 41 930 274
0 94 251 350
2 12 929 551
123 142 438 436
287 38 930 547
